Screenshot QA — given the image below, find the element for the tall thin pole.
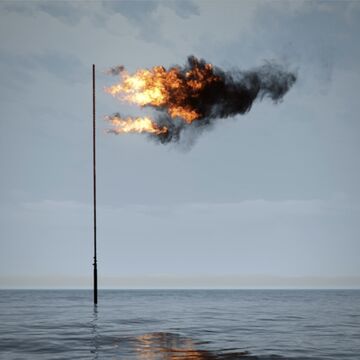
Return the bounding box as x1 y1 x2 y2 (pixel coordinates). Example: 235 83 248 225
92 64 98 305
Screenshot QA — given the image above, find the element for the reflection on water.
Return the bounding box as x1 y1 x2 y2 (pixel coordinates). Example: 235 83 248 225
89 311 253 359
133 332 252 360
136 332 206 360
91 305 99 360
88 304 261 359
3 290 357 359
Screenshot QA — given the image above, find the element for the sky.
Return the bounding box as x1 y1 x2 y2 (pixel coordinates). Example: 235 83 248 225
0 0 359 289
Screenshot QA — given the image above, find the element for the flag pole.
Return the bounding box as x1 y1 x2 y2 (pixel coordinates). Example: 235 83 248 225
92 64 98 305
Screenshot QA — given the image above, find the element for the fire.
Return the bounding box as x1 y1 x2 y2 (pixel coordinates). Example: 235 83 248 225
106 115 168 135
104 56 297 145
106 68 168 107
105 60 220 124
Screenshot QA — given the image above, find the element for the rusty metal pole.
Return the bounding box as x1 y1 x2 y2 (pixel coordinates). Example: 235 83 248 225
92 64 98 305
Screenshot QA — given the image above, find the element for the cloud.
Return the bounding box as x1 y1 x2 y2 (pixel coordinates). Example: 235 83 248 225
253 1 360 82
32 52 87 83
21 199 90 212
102 0 199 20
101 0 199 42
5 196 357 278
0 0 86 25
0 51 86 96
196 1 360 89
102 0 159 21
1 0 200 33
165 0 200 19
37 0 84 25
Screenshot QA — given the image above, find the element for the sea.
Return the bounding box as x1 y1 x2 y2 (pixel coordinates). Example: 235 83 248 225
0 290 359 359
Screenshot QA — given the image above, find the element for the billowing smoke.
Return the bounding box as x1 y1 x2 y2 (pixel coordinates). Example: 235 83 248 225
105 56 296 146
106 65 125 76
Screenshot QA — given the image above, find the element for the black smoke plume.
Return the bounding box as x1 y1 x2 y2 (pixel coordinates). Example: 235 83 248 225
108 56 297 146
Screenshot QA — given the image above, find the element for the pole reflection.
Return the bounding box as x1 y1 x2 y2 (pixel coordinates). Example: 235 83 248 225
90 305 99 360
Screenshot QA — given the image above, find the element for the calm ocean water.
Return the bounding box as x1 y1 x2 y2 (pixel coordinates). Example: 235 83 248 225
0 290 359 359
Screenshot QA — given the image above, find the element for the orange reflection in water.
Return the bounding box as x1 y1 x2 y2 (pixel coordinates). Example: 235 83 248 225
134 332 250 360
136 333 211 360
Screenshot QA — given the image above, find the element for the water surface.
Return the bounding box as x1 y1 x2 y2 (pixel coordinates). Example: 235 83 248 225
0 290 359 359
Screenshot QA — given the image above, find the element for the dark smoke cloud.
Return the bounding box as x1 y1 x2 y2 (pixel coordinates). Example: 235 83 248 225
107 65 125 75
110 56 297 146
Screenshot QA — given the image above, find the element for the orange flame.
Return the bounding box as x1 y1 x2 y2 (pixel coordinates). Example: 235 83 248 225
105 62 220 124
106 115 168 135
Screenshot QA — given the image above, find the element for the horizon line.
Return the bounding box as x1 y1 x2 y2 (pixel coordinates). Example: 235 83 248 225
1 274 360 290
1 287 360 290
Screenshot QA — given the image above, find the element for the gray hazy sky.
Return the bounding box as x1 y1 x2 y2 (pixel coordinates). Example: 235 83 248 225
0 0 359 288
